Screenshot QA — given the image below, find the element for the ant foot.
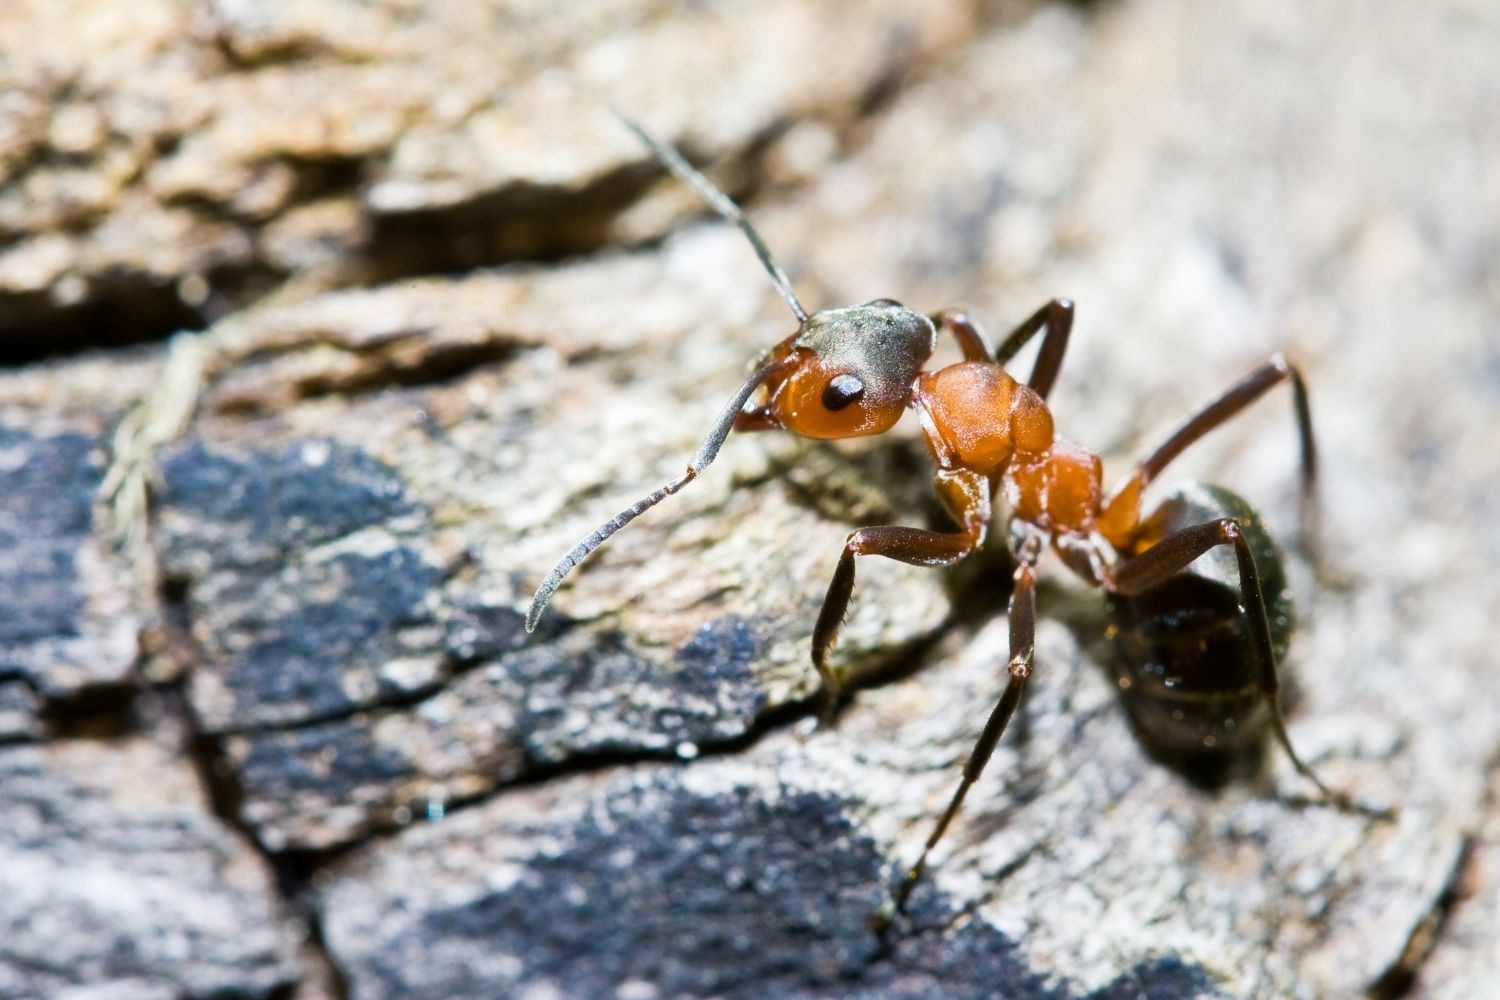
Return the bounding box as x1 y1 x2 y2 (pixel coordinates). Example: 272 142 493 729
1330 791 1399 822
1281 784 1399 822
809 665 847 732
869 897 898 937
816 695 841 731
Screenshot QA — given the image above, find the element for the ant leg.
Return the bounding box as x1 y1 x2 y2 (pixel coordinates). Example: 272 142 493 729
886 551 1038 922
931 310 996 363
993 298 1075 400
733 407 780 432
1098 355 1316 549
811 469 990 726
1109 518 1379 815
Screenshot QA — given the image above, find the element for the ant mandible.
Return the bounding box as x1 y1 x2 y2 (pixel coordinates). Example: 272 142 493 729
527 114 1376 920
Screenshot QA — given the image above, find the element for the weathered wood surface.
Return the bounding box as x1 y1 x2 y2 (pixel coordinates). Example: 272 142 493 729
3 1 1498 997
0 0 970 354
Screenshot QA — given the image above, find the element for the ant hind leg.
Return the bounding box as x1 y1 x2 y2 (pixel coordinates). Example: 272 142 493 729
1109 518 1389 818
1099 355 1317 556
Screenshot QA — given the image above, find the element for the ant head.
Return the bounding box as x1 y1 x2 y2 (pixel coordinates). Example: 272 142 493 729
526 117 940 633
606 116 933 441
764 299 936 439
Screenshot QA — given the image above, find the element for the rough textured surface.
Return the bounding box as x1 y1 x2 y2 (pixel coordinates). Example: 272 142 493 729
0 733 300 999
155 294 949 848
0 389 145 724
0 0 973 355
158 438 444 732
1417 756 1500 997
2 0 1498 998
322 757 1225 1000
0 680 43 742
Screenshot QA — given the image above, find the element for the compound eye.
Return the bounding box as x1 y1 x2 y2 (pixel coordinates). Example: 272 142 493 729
821 373 865 411
864 298 903 309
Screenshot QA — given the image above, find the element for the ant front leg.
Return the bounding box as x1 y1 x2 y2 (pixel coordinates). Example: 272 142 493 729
931 310 996 363
884 534 1042 924
733 407 781 432
810 468 990 726
993 298 1075 400
1108 519 1382 816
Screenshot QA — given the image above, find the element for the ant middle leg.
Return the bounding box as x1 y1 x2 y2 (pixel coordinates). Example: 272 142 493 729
1108 518 1379 815
810 469 990 726
883 536 1042 925
1099 355 1317 548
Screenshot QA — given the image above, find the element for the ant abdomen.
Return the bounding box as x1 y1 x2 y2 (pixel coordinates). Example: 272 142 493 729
1105 483 1293 755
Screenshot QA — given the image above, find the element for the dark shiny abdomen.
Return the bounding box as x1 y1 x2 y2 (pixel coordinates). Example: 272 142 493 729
1105 483 1293 755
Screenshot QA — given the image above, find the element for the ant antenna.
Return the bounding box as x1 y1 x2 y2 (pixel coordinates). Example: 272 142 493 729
526 355 788 632
612 111 809 324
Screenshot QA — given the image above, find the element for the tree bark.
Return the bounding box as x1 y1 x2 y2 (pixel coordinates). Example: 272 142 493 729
2 1 1497 997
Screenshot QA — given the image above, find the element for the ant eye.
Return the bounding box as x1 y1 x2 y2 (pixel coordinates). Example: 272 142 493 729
865 298 903 309
822 373 865 411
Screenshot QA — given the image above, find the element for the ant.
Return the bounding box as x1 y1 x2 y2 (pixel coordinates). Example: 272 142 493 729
526 114 1385 924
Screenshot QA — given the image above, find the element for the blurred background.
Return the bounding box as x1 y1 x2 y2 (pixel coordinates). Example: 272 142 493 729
2 1 1497 997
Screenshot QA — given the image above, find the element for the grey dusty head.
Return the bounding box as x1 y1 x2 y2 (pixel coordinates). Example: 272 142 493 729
792 299 936 411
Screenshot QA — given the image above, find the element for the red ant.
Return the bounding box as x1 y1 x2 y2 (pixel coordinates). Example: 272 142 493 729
527 115 1384 922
